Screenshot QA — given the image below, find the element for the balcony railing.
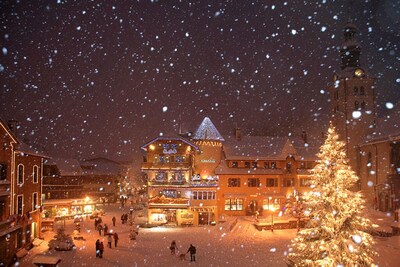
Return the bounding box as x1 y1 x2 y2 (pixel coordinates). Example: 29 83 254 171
141 162 191 170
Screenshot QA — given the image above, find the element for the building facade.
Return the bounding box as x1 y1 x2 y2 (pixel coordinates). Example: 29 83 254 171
0 119 46 266
329 22 400 211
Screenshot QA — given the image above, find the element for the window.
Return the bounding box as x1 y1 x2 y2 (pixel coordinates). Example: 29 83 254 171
248 178 260 187
286 162 292 173
252 162 257 168
262 198 280 211
361 101 366 109
33 165 39 183
283 178 295 187
271 162 276 169
244 162 250 168
300 178 312 187
159 189 178 198
17 164 24 184
264 162 269 169
228 178 241 187
232 161 238 168
32 192 38 210
306 162 313 169
192 191 215 200
353 86 359 95
0 163 7 180
224 198 243 211
0 198 6 221
17 195 23 215
360 86 365 95
266 178 278 187
354 101 359 110
367 152 372 168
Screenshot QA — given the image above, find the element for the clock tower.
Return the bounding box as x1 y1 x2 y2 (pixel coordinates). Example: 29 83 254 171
329 22 376 178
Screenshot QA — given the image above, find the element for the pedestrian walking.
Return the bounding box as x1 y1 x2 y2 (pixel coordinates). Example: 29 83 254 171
187 244 196 262
95 239 100 257
99 242 104 258
104 224 108 235
107 234 113 248
94 218 98 230
121 214 124 224
112 216 116 227
97 224 103 236
113 232 119 247
170 240 177 255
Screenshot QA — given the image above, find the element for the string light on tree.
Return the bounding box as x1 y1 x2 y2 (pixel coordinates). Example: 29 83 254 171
287 124 377 266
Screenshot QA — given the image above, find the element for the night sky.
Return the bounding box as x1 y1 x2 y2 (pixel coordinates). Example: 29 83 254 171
1 0 399 163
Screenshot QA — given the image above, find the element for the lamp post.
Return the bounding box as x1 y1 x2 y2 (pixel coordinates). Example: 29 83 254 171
270 207 276 232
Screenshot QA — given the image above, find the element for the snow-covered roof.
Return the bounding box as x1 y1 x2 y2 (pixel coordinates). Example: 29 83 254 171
45 158 83 176
140 135 200 151
222 136 319 161
80 157 124 176
192 117 225 141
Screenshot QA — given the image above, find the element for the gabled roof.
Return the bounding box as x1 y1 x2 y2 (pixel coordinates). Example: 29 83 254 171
0 118 19 144
80 157 125 176
140 135 200 151
193 117 225 141
222 136 319 161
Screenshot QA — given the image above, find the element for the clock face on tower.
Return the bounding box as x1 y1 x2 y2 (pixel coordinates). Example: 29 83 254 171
354 68 364 77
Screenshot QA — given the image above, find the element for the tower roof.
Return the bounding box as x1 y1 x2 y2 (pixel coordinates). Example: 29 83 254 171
193 117 225 141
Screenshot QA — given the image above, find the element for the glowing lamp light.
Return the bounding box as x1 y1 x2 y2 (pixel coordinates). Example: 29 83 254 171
352 111 362 119
149 144 156 151
85 196 90 203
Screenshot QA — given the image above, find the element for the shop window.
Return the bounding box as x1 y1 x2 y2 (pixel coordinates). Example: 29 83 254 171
33 165 39 183
248 178 260 187
262 198 281 211
17 164 24 184
224 198 243 211
228 178 241 187
266 178 278 187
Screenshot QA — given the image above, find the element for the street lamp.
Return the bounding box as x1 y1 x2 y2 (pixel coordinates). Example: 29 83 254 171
270 207 276 232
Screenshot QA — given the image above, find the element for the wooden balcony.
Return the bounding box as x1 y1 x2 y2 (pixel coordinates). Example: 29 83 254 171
141 162 191 170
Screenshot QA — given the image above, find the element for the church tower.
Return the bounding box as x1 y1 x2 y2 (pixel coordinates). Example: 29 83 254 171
192 117 224 180
330 22 377 176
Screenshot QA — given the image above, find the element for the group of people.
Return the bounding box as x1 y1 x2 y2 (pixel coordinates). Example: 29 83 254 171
120 213 129 224
170 241 197 262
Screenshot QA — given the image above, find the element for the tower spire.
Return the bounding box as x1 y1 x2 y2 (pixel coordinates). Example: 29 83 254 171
340 21 361 70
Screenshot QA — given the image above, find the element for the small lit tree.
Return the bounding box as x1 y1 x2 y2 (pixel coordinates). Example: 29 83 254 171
287 125 376 266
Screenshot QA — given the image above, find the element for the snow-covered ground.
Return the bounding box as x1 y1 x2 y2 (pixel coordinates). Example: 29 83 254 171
18 203 400 267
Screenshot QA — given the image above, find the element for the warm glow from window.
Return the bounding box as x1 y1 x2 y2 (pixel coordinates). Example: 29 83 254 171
149 144 156 150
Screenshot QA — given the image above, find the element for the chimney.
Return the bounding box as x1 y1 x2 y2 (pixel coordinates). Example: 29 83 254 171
235 127 242 141
301 131 308 144
7 120 19 137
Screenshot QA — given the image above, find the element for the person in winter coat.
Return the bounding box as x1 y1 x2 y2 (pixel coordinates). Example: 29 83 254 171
107 234 113 248
95 239 100 257
113 232 119 247
112 216 116 226
97 224 103 236
187 244 196 262
170 240 177 255
104 224 108 235
99 242 104 258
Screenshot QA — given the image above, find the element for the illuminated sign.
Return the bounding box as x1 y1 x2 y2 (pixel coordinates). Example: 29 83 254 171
200 159 216 163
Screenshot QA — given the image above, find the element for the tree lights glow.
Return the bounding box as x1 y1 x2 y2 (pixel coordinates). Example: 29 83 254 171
287 125 377 266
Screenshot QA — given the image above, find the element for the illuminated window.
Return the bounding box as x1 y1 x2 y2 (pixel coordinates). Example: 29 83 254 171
300 178 312 187
224 198 243 211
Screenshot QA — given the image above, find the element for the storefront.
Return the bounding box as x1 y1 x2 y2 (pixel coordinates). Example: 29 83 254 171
42 197 97 220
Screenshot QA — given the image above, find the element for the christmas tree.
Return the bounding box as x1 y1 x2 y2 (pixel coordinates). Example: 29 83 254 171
287 125 376 266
